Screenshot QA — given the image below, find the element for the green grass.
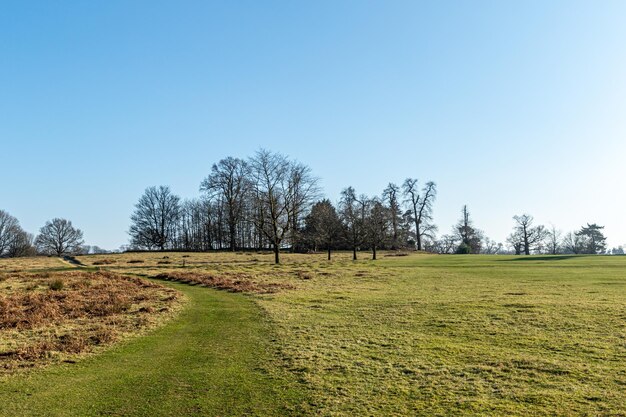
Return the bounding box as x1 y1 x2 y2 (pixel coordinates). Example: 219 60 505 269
0 279 307 416
256 254 626 415
1 253 625 416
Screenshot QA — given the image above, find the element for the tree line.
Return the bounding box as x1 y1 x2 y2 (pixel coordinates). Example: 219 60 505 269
1 149 622 260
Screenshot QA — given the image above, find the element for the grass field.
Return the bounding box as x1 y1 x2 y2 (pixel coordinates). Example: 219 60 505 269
1 252 625 416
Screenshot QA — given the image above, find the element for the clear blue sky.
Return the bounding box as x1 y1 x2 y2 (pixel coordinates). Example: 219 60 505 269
1 1 625 250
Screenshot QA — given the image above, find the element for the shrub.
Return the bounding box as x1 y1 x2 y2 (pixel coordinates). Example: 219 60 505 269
48 279 65 291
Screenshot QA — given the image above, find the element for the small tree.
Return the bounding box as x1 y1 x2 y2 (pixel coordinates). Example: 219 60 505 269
365 199 390 260
35 218 84 256
562 231 585 254
304 199 343 260
339 187 367 260
546 225 562 255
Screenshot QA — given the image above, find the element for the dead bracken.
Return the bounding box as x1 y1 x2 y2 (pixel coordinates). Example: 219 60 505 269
154 271 295 294
0 271 179 373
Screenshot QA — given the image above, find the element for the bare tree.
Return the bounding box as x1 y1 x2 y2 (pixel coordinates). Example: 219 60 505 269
402 179 437 251
0 210 34 257
129 186 181 250
0 210 20 256
249 150 318 264
286 161 321 251
35 218 84 256
546 225 562 255
382 183 401 249
562 231 584 254
365 198 390 260
481 238 503 254
512 214 548 255
200 157 251 251
339 187 367 260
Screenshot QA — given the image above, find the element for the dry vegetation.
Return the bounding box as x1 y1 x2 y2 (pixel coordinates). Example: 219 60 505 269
0 270 180 373
154 271 295 293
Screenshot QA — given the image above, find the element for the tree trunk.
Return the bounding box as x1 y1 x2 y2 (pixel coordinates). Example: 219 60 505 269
274 244 280 264
327 246 331 261
352 247 357 261
229 221 236 252
372 245 377 260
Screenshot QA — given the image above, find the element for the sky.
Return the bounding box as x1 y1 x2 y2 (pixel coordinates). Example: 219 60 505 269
1 1 625 250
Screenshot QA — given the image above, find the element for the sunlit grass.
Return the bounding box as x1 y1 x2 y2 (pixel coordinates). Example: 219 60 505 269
1 252 624 415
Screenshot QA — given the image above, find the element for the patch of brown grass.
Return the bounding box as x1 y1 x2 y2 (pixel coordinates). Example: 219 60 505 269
92 259 115 265
154 271 294 294
0 271 180 373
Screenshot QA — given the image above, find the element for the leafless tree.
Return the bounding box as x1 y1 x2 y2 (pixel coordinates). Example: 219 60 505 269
546 225 562 255
365 198 390 260
402 179 437 251
562 231 584 254
129 186 181 250
286 161 321 251
0 210 20 256
0 210 34 257
200 157 251 251
35 218 84 256
382 183 401 249
512 214 548 255
249 149 318 264
481 238 503 254
339 187 368 260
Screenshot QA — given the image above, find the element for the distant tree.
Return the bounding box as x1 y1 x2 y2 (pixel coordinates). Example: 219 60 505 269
545 225 562 255
0 210 34 258
365 198 390 260
35 218 84 256
6 230 35 257
129 186 181 250
436 234 459 254
562 231 585 254
249 150 318 264
339 187 367 260
402 179 437 251
511 214 548 255
0 210 22 257
576 223 607 254
200 157 251 251
382 183 401 249
506 231 524 255
454 205 483 254
611 246 624 255
481 238 503 254
304 199 343 260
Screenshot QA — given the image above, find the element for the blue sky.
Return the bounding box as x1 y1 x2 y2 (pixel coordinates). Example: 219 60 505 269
1 1 625 250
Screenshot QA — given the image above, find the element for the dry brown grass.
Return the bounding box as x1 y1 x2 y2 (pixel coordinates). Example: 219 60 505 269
0 270 181 373
154 271 295 294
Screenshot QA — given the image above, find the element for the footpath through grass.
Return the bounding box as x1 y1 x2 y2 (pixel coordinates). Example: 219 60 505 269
0 279 306 416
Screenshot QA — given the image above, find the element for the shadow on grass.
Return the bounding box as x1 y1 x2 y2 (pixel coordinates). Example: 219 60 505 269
499 255 588 262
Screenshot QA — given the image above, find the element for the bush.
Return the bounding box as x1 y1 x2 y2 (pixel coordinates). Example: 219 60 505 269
455 243 471 254
48 279 64 291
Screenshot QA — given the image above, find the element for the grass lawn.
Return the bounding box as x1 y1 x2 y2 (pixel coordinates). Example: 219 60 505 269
1 252 625 416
